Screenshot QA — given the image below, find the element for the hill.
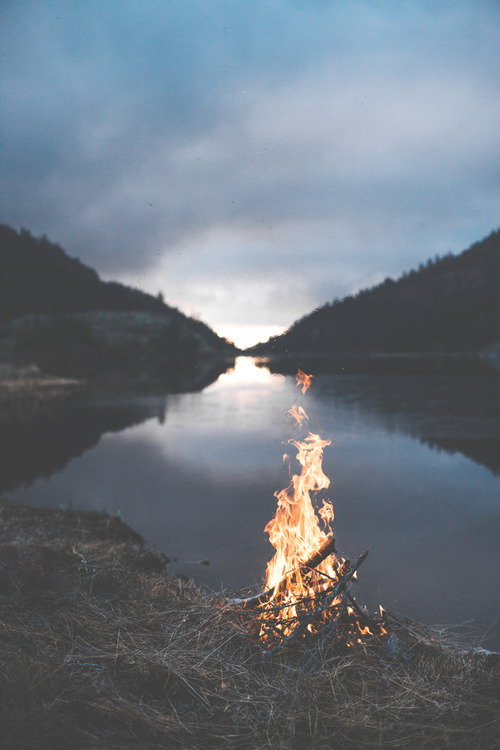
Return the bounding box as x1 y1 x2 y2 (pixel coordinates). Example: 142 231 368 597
0 225 236 388
250 229 500 359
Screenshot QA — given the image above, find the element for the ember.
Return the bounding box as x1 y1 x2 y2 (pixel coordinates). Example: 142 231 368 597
243 369 387 652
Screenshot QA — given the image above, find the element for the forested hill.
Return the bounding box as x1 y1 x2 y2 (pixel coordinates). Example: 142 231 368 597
0 224 236 389
250 229 500 357
0 224 230 351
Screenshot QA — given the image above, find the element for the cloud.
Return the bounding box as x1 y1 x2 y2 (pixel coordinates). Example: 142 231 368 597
1 0 499 340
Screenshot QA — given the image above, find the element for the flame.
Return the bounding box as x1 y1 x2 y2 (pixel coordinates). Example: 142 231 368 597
260 370 338 637
287 404 308 424
263 430 334 593
296 369 313 394
258 369 385 647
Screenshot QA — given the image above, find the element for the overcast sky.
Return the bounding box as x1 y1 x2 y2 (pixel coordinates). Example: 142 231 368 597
1 1 499 347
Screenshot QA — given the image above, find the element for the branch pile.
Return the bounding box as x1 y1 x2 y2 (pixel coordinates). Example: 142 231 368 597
232 537 387 655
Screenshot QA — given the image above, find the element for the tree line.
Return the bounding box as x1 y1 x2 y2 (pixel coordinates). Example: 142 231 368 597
253 229 500 356
0 224 232 352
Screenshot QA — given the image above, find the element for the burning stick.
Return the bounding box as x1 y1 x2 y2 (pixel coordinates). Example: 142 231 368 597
229 535 337 607
259 548 374 652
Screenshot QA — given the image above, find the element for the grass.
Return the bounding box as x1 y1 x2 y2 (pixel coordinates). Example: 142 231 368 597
1 496 498 749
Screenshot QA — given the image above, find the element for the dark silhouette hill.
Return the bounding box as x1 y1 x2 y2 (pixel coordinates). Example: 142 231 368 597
250 229 500 358
0 225 222 338
0 225 236 387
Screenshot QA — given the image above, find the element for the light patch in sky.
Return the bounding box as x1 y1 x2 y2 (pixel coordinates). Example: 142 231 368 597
216 324 287 351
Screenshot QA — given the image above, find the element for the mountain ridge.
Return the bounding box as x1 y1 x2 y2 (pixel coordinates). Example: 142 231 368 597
249 228 500 358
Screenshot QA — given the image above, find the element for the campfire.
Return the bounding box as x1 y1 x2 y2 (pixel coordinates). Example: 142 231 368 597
233 369 387 653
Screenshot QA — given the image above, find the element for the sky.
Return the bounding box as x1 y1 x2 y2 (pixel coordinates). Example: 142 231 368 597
1 1 499 349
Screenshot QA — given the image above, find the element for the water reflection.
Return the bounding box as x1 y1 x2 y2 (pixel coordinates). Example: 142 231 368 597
0 396 169 492
5 357 500 649
310 371 500 476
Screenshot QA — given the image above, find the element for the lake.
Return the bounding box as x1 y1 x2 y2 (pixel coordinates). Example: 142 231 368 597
4 356 500 649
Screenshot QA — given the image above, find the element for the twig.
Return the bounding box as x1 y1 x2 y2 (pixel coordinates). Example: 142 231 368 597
229 536 337 607
259 550 370 652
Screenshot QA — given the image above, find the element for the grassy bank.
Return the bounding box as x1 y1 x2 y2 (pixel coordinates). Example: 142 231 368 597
1 497 498 749
0 363 82 401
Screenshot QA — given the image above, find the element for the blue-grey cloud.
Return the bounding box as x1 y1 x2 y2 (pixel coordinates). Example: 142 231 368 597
1 0 499 341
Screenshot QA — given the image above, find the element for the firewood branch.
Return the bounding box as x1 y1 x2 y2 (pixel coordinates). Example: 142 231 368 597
229 536 337 607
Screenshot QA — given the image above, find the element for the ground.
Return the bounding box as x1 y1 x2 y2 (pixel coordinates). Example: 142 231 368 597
1 497 498 749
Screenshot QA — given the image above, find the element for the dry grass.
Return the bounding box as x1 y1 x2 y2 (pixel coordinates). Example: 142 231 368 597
1 497 498 749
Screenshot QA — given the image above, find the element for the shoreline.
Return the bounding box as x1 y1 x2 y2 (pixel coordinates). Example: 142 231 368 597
0 363 83 401
0 353 236 402
251 350 500 376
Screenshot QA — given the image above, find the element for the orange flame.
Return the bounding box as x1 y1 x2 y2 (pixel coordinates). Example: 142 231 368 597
287 404 308 424
260 371 337 635
296 368 313 394
258 370 384 646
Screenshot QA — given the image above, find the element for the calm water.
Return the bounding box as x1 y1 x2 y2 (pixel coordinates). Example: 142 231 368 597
5 357 500 649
